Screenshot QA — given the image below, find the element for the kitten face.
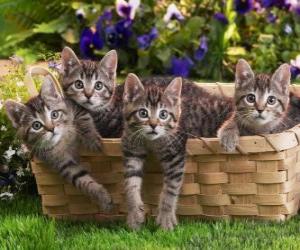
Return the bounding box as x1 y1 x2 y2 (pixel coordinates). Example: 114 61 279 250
5 77 74 149
123 74 182 141
61 47 118 111
235 60 290 128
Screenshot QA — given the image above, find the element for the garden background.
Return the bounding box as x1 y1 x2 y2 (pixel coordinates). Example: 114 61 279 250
2 1 300 248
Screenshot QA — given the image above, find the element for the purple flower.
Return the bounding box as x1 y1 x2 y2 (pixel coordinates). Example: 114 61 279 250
234 0 253 14
261 0 291 9
163 3 184 23
80 28 94 58
291 66 300 78
213 12 228 25
48 61 62 72
137 27 158 50
194 36 208 61
266 12 277 23
105 19 133 48
116 0 140 20
290 55 300 78
261 0 274 8
92 31 105 49
170 56 194 77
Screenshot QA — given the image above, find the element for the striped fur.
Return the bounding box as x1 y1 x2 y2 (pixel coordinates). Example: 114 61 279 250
60 47 123 138
218 59 292 152
122 74 233 230
4 76 113 211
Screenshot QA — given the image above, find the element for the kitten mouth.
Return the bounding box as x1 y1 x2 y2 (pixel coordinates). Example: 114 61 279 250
85 99 93 105
256 115 265 120
147 131 158 135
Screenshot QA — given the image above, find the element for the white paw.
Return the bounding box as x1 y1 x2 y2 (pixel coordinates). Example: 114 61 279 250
127 204 145 230
156 210 178 230
98 189 114 212
220 133 239 152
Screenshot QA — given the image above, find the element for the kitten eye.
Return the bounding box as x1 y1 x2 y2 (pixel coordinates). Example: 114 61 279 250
267 96 277 105
246 94 256 103
51 110 60 120
74 80 84 89
32 121 42 131
95 81 103 90
159 110 169 120
138 109 148 119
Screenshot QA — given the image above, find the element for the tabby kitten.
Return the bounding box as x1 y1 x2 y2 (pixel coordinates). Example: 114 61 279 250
5 76 113 211
122 74 233 230
60 47 123 138
218 59 291 152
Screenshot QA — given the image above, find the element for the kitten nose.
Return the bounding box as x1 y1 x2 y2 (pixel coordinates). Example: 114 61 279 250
257 109 264 114
84 92 92 99
45 126 54 132
150 123 157 130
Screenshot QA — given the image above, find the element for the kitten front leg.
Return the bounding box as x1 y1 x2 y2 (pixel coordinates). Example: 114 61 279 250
75 111 102 152
156 144 186 230
218 114 239 152
56 157 113 211
123 145 147 230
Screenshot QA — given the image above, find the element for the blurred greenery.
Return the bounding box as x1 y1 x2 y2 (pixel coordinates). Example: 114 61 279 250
0 0 299 80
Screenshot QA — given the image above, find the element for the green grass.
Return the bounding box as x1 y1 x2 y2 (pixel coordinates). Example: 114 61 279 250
1 196 300 249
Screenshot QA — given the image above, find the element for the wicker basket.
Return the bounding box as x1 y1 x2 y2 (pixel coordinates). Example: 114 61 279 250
29 79 300 222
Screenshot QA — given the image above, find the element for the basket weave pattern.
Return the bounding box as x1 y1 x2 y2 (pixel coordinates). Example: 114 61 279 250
31 84 300 221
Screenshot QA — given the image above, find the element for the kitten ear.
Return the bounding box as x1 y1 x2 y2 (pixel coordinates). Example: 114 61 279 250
271 63 291 94
124 73 144 103
235 59 255 86
99 50 118 80
4 100 28 128
40 75 63 101
163 77 182 105
61 47 81 75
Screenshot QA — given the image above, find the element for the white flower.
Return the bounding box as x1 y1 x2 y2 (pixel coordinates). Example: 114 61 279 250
284 24 292 34
0 125 7 132
116 0 140 20
3 146 16 162
16 81 24 87
16 168 25 177
163 3 184 23
75 8 86 19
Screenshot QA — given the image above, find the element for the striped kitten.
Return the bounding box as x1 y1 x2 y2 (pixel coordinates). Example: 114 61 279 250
122 74 232 230
5 76 113 211
218 59 291 152
60 47 123 138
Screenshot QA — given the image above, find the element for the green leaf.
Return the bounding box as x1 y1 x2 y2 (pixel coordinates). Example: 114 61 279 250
61 28 79 44
156 48 171 64
185 16 205 34
33 16 69 34
258 34 274 44
226 47 246 56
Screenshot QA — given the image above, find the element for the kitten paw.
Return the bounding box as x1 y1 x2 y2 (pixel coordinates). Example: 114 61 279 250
91 137 102 152
220 132 239 152
98 189 114 212
127 204 145 230
156 210 177 230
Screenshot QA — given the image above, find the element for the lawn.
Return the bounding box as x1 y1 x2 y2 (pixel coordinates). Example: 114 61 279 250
1 196 300 249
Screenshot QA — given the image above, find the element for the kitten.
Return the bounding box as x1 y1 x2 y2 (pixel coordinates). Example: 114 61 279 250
218 59 291 152
122 74 233 230
60 47 123 138
4 76 113 211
